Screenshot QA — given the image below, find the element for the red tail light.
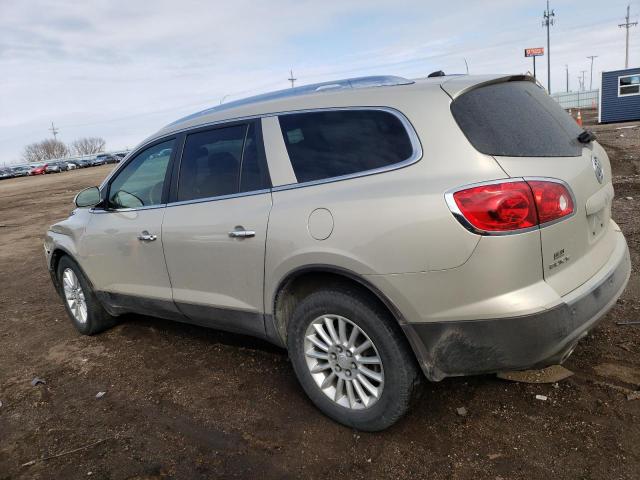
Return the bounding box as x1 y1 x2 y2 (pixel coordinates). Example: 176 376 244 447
449 179 574 233
527 180 574 224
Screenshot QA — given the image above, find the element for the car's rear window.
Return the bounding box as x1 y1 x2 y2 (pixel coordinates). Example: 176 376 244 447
451 81 583 157
279 109 415 183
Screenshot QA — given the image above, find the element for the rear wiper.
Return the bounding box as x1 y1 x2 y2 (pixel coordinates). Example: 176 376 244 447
577 130 596 144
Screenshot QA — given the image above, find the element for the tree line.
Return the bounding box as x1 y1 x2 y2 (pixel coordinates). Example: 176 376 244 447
23 137 106 163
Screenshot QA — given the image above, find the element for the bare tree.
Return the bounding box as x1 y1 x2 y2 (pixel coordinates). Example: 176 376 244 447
71 137 106 156
22 139 69 163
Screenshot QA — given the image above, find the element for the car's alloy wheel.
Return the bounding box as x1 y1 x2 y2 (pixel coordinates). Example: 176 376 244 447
62 268 88 324
304 314 384 410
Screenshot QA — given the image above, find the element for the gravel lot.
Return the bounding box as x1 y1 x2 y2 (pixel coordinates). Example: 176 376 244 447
1 119 639 479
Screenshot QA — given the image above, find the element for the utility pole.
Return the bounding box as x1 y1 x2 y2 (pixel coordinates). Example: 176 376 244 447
542 0 555 93
49 122 59 141
565 64 569 92
586 55 598 90
619 4 637 68
288 69 297 88
579 70 587 91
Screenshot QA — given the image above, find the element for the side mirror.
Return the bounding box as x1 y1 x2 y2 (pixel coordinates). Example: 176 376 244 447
74 186 101 208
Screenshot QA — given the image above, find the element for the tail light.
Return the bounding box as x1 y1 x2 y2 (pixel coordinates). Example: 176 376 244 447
448 179 574 233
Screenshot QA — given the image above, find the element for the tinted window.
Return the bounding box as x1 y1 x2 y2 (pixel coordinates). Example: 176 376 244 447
108 140 174 209
451 81 583 157
239 123 270 192
178 123 269 202
278 110 414 183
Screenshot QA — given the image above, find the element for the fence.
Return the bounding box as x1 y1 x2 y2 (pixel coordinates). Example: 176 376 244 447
551 89 599 110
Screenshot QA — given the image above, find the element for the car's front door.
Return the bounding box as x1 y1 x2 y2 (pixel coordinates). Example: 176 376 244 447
161 121 272 336
81 138 182 318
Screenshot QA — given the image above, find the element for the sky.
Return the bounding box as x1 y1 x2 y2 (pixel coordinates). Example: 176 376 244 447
0 0 639 165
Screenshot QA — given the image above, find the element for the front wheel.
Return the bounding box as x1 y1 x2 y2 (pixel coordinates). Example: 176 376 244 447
57 256 117 335
287 288 420 431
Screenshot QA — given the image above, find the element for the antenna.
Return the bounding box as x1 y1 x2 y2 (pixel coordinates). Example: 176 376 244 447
542 0 555 93
49 122 59 141
288 69 297 88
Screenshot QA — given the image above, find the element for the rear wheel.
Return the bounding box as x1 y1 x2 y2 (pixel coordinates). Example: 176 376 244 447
57 256 117 335
287 287 420 431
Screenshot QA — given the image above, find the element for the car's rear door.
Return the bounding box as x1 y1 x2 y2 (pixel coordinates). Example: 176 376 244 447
447 78 616 296
161 120 272 336
80 138 181 317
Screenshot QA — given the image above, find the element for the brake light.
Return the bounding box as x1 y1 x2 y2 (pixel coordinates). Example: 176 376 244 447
527 181 574 224
450 180 573 233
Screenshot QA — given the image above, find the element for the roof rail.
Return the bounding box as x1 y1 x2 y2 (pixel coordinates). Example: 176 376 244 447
167 75 414 127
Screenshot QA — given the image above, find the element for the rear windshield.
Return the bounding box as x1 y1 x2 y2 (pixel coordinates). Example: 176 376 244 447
451 81 583 157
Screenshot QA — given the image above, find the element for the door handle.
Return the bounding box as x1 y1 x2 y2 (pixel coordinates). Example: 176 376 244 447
228 227 255 238
137 231 157 242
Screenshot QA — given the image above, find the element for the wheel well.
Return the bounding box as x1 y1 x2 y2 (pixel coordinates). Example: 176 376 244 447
272 269 403 343
49 249 70 291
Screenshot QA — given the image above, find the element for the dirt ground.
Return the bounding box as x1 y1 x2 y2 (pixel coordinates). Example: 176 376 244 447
1 117 639 479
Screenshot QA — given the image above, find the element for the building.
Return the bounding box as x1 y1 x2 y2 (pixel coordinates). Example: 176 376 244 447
599 67 640 123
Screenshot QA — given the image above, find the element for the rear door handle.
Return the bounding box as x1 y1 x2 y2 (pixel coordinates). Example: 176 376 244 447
229 227 255 238
138 231 157 241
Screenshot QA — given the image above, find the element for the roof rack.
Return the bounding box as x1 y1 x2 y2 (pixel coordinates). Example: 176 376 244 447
167 75 414 127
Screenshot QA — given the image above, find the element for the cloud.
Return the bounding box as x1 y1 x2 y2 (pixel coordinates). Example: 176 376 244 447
0 0 639 163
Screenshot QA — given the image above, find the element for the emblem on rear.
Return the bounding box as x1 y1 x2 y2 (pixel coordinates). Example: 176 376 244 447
592 156 604 184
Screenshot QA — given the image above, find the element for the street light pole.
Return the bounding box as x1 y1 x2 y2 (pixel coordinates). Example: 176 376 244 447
587 56 598 90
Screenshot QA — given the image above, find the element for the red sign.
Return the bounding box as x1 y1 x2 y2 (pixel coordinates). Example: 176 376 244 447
525 47 544 57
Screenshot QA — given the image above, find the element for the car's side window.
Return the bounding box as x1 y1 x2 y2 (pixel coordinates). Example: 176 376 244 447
278 109 415 183
177 122 269 202
239 123 270 193
108 140 174 209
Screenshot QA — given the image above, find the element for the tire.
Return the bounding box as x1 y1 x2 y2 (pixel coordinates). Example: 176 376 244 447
56 256 117 335
287 287 421 431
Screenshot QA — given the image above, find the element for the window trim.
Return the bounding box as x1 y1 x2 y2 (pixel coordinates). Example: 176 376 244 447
96 106 420 209
93 135 179 214
618 73 640 97
271 106 423 192
167 118 272 206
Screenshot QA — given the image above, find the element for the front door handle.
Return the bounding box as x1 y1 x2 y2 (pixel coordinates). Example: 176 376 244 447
229 227 255 239
138 231 157 242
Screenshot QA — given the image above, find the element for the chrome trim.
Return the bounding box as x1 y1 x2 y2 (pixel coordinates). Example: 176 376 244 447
90 204 167 214
271 106 423 190
444 177 577 236
102 106 422 208
104 106 422 189
167 188 271 208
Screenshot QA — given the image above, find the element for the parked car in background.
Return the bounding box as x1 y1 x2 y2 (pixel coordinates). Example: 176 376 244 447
44 74 631 431
30 164 47 175
75 159 92 168
66 162 78 170
0 168 13 180
45 163 61 173
11 166 31 177
90 156 107 166
95 153 119 164
114 153 127 162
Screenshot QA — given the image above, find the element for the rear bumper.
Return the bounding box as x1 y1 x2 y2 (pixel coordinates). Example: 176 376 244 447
405 231 631 381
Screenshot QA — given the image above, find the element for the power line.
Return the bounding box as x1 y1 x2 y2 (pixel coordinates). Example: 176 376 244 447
288 69 297 88
619 4 637 68
586 55 598 90
49 122 59 140
542 0 555 93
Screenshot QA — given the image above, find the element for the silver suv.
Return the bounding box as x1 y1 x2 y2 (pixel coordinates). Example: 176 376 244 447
45 74 631 430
